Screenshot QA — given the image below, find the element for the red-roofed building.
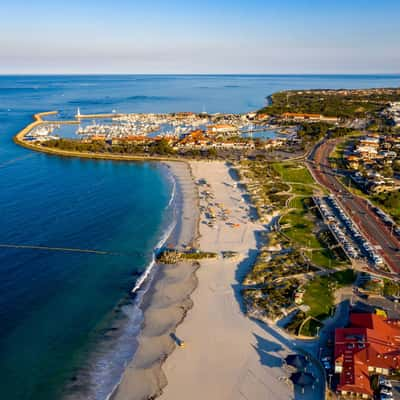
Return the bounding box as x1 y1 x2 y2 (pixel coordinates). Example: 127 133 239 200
334 313 400 399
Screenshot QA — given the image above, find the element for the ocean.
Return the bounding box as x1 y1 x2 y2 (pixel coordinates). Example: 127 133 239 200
0 74 400 400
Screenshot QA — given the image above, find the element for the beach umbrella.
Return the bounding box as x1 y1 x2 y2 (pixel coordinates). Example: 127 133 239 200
290 371 315 387
285 354 308 370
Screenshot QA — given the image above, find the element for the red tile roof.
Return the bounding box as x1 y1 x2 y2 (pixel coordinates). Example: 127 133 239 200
335 313 400 397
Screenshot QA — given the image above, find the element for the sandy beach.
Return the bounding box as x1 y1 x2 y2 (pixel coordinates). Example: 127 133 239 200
112 160 299 400
159 161 295 400
111 161 200 400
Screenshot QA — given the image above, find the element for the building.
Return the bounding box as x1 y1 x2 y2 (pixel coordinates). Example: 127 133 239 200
334 313 400 399
282 112 322 122
346 155 361 170
281 112 339 123
110 135 150 145
207 124 238 135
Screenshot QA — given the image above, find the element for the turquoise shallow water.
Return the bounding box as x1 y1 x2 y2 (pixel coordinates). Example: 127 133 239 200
0 74 400 400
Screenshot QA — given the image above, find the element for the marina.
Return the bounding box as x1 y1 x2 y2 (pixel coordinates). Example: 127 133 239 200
20 109 298 154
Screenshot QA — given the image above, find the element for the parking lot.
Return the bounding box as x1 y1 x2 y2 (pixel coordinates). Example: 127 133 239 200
314 195 385 267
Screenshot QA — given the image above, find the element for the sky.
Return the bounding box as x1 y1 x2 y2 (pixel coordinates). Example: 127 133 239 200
1 0 400 74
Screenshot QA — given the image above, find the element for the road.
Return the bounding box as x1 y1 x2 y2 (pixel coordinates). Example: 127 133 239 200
307 138 400 273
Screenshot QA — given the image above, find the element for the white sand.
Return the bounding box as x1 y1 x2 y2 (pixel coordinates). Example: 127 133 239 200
112 160 297 400
111 161 200 400
160 161 294 400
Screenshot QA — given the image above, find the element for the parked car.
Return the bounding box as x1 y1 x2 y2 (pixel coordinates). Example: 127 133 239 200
379 376 392 388
381 388 393 396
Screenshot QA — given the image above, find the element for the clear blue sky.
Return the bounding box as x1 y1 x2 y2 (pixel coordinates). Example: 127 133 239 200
1 0 399 74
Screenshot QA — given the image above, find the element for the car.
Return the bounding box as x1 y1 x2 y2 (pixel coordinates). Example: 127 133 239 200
379 377 392 388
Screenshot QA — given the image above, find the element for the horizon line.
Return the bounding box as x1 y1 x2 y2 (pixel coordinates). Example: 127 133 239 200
1 72 400 77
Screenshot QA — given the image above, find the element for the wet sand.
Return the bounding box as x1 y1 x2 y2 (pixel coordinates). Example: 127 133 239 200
112 160 294 400
111 161 199 400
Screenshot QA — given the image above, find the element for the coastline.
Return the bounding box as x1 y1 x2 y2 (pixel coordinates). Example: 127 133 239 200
12 112 204 400
111 160 298 400
110 160 200 400
13 112 307 400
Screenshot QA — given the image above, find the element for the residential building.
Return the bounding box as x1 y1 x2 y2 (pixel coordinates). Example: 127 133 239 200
334 313 400 399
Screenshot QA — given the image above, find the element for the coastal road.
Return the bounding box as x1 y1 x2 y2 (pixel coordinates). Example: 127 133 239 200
307 138 400 273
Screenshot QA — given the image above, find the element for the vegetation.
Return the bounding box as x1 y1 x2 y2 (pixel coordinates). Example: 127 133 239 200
240 158 349 325
372 191 400 224
157 249 217 264
271 163 315 185
243 247 316 286
259 89 400 119
294 269 356 336
243 277 300 320
42 138 222 159
383 279 400 297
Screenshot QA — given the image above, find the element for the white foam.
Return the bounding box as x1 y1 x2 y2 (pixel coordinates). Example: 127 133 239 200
100 167 179 400
131 170 178 295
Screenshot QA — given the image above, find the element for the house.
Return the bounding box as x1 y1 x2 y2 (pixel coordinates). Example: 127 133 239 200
356 145 378 159
335 313 400 399
207 124 238 135
177 130 208 147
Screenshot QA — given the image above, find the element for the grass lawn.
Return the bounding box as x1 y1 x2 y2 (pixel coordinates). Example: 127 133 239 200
303 269 356 321
288 196 307 209
282 216 321 248
306 249 343 269
281 198 321 249
302 276 334 320
272 162 315 185
290 183 315 196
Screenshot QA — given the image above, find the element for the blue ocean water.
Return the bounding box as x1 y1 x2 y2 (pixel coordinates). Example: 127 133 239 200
0 74 400 400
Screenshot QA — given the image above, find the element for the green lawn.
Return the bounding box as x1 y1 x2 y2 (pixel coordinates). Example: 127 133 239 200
282 213 321 248
306 249 343 269
281 198 321 249
288 196 306 209
272 162 315 185
303 269 355 321
290 183 314 196
302 277 334 320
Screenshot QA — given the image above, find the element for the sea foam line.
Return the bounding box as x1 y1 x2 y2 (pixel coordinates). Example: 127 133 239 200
104 169 178 400
131 169 178 295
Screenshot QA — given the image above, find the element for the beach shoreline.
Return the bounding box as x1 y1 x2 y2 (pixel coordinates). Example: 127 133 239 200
111 160 299 400
110 160 201 400
13 113 305 400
